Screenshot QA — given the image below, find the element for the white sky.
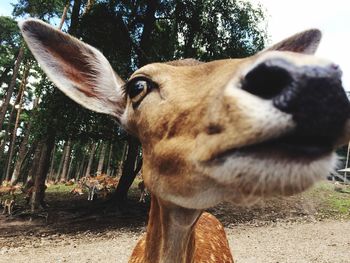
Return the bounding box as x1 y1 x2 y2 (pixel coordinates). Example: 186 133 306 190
257 0 350 90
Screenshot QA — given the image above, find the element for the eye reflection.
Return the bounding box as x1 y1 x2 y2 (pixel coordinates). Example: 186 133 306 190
130 80 148 99
127 78 155 107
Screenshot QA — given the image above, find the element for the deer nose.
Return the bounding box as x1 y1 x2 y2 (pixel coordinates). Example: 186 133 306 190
242 59 350 140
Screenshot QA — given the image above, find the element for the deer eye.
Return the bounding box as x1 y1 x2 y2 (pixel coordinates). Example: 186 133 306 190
127 78 154 106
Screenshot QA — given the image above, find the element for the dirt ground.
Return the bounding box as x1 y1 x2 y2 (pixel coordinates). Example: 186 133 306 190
0 181 349 262
1 220 349 263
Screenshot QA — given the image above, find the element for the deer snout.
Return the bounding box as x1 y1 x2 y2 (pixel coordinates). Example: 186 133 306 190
242 58 350 147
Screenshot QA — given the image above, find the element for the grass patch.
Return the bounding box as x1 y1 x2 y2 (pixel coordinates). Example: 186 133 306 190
46 184 75 193
328 196 350 214
304 181 350 218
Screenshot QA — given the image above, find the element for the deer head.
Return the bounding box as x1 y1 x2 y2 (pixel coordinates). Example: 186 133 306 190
20 19 350 210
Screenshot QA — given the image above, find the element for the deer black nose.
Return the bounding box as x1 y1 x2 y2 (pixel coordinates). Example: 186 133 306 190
242 59 350 140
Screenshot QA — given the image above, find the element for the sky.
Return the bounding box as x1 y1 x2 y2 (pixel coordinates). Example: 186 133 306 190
0 0 349 90
258 0 350 91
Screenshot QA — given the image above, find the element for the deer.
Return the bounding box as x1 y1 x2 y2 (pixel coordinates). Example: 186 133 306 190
70 184 84 196
77 174 116 200
79 176 100 201
0 185 21 197
1 198 15 215
138 180 148 203
64 178 76 186
19 19 350 263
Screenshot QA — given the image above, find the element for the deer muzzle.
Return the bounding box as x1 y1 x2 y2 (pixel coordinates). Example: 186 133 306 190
242 58 350 154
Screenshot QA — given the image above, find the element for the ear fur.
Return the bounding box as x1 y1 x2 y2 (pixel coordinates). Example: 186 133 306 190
19 19 126 118
266 29 322 54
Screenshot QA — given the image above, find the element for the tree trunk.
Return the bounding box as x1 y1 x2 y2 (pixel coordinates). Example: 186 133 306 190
67 153 74 180
31 133 55 211
76 151 86 180
55 145 67 182
60 139 72 182
69 0 82 36
0 46 25 128
58 0 70 30
10 122 31 185
47 144 56 181
4 65 30 182
115 142 127 177
0 78 23 169
26 140 42 185
112 137 140 204
106 143 113 176
75 161 81 181
85 142 96 177
96 141 107 176
138 0 157 66
1 76 27 182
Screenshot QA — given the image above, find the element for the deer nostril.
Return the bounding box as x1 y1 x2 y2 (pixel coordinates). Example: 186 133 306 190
242 61 293 99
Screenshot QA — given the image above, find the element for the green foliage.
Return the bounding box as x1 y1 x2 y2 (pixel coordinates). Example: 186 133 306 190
0 16 21 68
80 2 133 77
46 183 75 193
79 0 267 74
0 16 21 48
12 0 68 20
168 0 266 60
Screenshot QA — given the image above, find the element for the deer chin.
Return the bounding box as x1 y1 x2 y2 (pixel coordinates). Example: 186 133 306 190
160 152 337 210
192 132 339 206
199 149 337 205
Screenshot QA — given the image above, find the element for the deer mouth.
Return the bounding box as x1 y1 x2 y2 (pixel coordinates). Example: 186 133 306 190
209 133 333 164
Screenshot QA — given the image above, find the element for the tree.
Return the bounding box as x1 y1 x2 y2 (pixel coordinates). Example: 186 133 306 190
4 65 30 182
0 46 24 128
59 139 72 181
12 0 68 21
96 141 107 176
0 16 22 87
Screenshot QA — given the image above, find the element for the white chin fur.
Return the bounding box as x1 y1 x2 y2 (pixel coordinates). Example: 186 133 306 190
200 152 338 205
167 153 337 210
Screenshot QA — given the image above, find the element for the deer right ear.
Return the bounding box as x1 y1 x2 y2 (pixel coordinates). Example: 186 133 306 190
19 19 126 120
265 29 322 55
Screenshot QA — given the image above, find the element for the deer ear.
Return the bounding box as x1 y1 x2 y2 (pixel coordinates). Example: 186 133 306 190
265 29 322 55
19 19 126 119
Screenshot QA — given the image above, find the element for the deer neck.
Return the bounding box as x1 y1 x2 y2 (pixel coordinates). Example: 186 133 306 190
144 195 202 263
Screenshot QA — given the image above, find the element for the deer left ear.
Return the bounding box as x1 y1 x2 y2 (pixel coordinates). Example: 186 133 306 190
265 29 322 55
19 19 126 120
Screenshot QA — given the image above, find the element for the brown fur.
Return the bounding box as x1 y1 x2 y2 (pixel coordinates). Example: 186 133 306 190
130 198 233 263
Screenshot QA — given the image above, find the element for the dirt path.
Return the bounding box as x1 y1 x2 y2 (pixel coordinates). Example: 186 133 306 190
228 220 350 263
1 220 349 263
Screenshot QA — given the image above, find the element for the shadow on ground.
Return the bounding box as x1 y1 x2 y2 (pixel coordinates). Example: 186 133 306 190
1 181 349 238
